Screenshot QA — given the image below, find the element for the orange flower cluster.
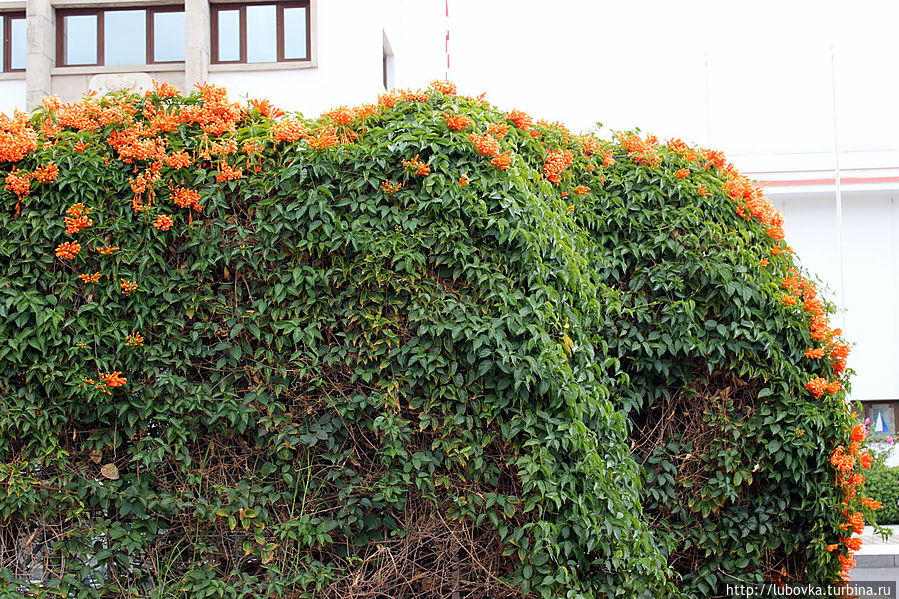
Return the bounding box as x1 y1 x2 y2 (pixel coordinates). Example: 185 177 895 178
78 272 101 283
99 371 127 387
487 123 508 139
469 133 501 157
107 123 167 163
32 162 58 183
120 279 137 295
216 163 243 182
272 119 308 143
380 180 402 194
55 241 81 260
701 148 727 171
601 150 615 167
125 332 144 347
5 170 31 197
0 111 38 162
759 258 769 267
170 187 202 211
573 185 590 195
617 132 661 167
249 98 285 119
442 112 472 131
323 106 356 126
150 79 179 98
578 135 603 157
667 138 697 162
165 151 192 169
97 246 119 255
675 168 690 179
306 125 339 150
354 104 379 119
429 80 457 95
697 185 711 197
543 149 574 184
402 155 431 176
153 214 174 231
179 83 244 136
805 348 825 359
64 205 93 235
506 109 533 131
491 152 512 170
459 174 470 187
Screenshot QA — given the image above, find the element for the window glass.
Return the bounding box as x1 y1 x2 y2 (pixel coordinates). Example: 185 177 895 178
65 14 98 65
9 17 25 70
246 4 276 63
105 10 147 66
867 402 896 436
217 10 240 62
154 11 186 62
283 7 307 60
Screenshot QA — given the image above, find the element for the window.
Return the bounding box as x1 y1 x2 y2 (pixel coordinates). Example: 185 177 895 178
862 401 898 439
1 12 26 73
211 1 310 64
56 7 186 67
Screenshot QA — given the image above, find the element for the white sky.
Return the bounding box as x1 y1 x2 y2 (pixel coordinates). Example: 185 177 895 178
393 0 899 158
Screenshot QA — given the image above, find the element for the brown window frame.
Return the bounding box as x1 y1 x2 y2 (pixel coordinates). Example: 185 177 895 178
2 12 26 73
210 1 311 65
56 6 186 67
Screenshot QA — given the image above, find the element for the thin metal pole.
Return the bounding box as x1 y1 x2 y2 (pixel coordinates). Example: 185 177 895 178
830 47 847 332
704 52 712 146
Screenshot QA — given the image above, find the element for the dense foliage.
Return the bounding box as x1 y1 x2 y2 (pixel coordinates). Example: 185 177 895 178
0 81 879 597
860 457 899 525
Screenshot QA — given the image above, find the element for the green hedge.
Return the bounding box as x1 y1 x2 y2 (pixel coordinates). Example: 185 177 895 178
0 83 874 597
864 462 899 525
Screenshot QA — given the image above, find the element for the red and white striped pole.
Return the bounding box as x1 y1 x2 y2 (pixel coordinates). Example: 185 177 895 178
445 0 450 81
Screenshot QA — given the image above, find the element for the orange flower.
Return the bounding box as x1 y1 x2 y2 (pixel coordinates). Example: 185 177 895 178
825 544 838 552
78 272 101 283
4 169 31 197
675 168 690 179
429 80 457 95
860 451 873 469
323 106 356 127
32 162 58 183
543 149 574 184
842 537 862 551
272 118 307 142
0 111 38 162
780 295 797 307
506 109 533 130
170 186 202 211
487 123 509 139
153 214 174 231
469 133 501 157
55 241 81 259
120 279 138 295
459 174 469 187
306 125 339 149
151 79 179 98
804 348 825 359
697 184 711 196
249 98 285 119
851 424 866 443
491 152 512 170
826 380 842 395
215 163 243 182
96 245 120 255
73 141 87 153
759 258 769 267
125 332 144 347
165 151 192 169
380 180 401 194
863 497 883 510
402 155 430 176
442 112 472 131
98 371 127 387
805 377 828 398
573 185 590 195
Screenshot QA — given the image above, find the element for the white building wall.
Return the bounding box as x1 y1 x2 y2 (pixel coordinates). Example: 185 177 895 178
0 80 26 114
209 0 390 115
772 190 899 401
